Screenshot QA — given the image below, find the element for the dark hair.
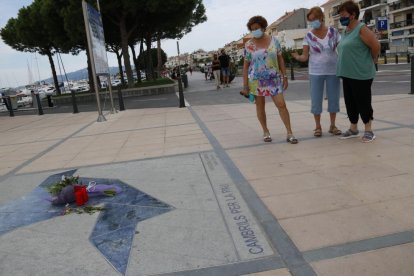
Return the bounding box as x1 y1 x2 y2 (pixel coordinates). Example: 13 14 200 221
247 16 268 31
338 0 360 19
307 7 324 21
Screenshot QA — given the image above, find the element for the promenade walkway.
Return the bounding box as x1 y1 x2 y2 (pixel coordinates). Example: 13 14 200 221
0 71 413 276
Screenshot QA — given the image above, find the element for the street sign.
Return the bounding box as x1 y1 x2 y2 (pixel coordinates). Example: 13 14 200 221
377 17 388 31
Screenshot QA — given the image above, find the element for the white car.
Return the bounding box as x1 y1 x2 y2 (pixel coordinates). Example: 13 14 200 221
69 81 90 93
111 79 122 86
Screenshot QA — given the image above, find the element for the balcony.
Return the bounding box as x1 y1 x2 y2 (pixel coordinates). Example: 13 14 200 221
389 0 414 13
390 19 414 29
360 0 387 10
331 6 340 18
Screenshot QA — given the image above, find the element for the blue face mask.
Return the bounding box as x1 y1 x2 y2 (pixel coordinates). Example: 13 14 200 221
340 17 350 26
309 20 321 29
252 29 264 38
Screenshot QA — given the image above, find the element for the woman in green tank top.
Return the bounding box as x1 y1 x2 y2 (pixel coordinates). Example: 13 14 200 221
336 0 380 143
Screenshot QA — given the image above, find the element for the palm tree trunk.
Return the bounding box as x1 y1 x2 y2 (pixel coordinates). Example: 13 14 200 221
157 34 162 78
119 19 134 88
47 51 61 95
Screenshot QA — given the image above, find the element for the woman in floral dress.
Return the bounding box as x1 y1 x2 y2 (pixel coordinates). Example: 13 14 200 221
242 15 298 143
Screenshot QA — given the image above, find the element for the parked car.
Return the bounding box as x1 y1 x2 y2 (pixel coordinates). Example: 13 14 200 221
111 79 122 87
69 81 89 93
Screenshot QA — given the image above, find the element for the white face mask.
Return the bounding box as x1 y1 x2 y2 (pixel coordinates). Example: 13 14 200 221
252 29 264 38
309 20 321 29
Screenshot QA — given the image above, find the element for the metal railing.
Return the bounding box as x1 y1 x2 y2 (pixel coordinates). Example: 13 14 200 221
389 0 414 12
390 19 414 29
359 0 387 9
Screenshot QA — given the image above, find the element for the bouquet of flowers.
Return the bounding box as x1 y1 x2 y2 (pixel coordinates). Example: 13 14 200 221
86 181 122 197
47 176 121 206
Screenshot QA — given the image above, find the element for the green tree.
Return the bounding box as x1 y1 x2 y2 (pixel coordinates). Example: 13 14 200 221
99 0 146 87
138 48 167 70
136 0 207 79
101 12 126 85
59 0 106 92
282 47 308 68
1 0 64 94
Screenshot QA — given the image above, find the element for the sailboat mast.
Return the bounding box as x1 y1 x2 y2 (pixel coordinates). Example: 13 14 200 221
34 53 41 84
27 59 33 85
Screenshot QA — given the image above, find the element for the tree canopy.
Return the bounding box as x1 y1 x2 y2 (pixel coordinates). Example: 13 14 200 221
1 0 67 94
138 48 167 69
1 0 207 89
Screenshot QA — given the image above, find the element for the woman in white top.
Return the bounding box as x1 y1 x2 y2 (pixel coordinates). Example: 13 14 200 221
292 6 342 137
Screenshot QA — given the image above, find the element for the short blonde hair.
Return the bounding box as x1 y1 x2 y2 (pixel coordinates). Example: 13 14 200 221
307 7 324 21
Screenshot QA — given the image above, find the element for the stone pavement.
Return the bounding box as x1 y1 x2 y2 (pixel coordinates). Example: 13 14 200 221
0 71 414 276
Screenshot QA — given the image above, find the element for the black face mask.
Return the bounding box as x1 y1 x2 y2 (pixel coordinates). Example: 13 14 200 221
340 16 351 26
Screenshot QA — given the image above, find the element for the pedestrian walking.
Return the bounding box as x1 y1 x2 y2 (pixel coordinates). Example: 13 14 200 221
219 49 230 87
242 15 298 144
292 6 342 137
204 63 208 80
212 54 221 89
336 0 380 142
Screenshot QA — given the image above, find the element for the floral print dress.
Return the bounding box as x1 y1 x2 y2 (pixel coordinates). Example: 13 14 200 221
244 36 283 96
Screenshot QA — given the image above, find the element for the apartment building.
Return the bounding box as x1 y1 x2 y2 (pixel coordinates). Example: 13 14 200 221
322 0 414 54
165 53 192 69
266 8 309 49
389 0 414 52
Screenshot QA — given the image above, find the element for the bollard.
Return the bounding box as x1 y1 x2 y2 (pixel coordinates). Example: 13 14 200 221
384 55 387 64
3 96 10 112
408 53 411 64
177 74 185 108
117 88 125 111
410 55 414 95
290 62 295 81
35 93 44 115
182 73 188 88
395 54 399 64
70 90 79 114
47 95 54 107
6 97 14 117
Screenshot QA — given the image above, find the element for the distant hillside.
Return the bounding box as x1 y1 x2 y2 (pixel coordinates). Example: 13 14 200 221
43 67 121 83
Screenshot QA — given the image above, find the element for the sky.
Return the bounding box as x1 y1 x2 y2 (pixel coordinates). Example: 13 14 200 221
0 0 324 87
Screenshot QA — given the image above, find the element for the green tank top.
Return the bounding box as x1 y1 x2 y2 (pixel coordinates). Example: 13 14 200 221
336 23 375 80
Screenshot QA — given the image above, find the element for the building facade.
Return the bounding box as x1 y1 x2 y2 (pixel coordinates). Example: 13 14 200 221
388 0 414 52
266 8 310 49
322 0 414 54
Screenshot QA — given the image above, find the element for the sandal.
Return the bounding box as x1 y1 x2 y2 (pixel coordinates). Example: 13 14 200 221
314 128 322 137
328 125 342 136
362 131 376 143
263 132 272 142
339 129 359 140
286 134 298 144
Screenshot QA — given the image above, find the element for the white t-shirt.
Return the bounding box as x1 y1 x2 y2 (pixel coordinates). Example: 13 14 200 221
303 27 340 75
